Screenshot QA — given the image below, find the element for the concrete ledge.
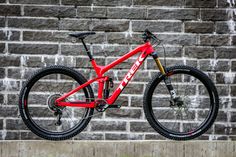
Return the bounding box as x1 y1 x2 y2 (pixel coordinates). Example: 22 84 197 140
0 140 235 157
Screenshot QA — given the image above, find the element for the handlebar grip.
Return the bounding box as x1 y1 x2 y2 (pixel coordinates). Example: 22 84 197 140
142 29 157 42
144 29 153 36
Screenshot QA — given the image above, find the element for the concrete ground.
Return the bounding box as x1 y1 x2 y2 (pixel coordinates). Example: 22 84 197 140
0 140 235 157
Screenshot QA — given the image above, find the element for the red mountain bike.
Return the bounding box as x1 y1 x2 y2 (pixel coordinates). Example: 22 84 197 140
19 30 219 141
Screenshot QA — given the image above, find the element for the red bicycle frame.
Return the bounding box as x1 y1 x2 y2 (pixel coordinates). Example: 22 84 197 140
56 41 157 108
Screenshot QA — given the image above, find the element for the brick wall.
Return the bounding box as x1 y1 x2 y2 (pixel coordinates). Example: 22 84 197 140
0 0 235 140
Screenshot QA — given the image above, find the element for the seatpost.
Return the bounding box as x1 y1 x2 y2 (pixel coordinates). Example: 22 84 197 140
80 38 93 61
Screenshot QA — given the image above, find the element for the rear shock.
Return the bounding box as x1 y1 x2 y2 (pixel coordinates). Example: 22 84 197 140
103 78 114 99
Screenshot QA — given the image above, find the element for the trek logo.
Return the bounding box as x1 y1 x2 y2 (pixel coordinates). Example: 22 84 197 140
118 54 145 91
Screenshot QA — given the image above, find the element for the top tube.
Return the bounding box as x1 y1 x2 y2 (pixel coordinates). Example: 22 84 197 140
90 42 154 76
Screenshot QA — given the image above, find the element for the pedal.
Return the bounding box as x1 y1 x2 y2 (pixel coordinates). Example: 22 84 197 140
108 104 121 108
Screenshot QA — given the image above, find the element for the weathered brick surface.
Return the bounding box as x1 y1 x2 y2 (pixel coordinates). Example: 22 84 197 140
133 0 184 6
0 5 21 16
200 35 230 46
185 22 214 33
73 132 104 140
77 7 106 18
9 44 58 55
185 0 216 8
23 31 70 42
106 108 142 119
92 45 130 57
148 8 199 20
157 34 198 46
61 0 93 6
0 31 20 41
0 68 5 78
231 36 236 45
24 6 76 18
201 9 229 21
9 0 59 4
216 22 232 34
59 19 90 31
0 43 5 53
130 121 155 132
185 46 214 58
107 8 146 19
0 56 20 67
93 0 132 6
8 18 59 30
216 47 236 59
105 133 143 140
0 0 235 141
90 121 126 131
232 61 236 71
132 21 182 32
0 17 5 27
218 0 231 8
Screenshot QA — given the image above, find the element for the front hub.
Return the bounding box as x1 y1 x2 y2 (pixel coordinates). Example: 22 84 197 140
170 97 184 108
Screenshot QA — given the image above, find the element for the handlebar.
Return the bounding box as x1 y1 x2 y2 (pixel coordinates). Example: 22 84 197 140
142 29 158 42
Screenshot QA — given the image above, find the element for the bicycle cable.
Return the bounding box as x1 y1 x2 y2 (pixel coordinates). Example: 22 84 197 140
152 37 167 68
162 43 167 68
81 111 103 120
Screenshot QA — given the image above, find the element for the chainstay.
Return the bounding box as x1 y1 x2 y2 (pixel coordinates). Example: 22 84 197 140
64 97 102 120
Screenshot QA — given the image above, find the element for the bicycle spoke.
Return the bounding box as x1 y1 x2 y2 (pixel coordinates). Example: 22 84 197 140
157 109 170 119
23 70 93 136
150 71 216 137
64 108 76 127
172 113 178 132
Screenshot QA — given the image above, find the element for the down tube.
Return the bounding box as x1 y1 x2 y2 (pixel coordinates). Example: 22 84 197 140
106 52 148 104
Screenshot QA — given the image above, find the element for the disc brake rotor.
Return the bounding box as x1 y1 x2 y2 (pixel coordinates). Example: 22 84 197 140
47 94 65 112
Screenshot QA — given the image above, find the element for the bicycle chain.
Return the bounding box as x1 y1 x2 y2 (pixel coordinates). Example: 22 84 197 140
80 111 104 120
60 96 106 120
62 98 103 120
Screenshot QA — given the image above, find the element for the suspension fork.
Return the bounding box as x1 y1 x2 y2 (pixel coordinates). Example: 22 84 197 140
151 52 177 99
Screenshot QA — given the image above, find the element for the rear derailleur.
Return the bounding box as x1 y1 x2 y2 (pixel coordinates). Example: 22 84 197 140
54 109 62 126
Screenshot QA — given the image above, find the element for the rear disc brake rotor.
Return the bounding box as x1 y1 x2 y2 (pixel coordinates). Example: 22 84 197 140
47 94 65 112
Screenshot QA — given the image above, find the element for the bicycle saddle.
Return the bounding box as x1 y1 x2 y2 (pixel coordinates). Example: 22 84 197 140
69 32 96 39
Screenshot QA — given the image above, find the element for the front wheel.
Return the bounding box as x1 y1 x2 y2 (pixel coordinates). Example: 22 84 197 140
143 65 219 140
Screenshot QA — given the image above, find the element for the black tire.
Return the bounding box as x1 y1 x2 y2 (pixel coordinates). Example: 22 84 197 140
143 65 219 140
19 66 94 140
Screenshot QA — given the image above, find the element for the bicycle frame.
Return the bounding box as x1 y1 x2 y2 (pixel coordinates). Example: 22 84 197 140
56 41 157 108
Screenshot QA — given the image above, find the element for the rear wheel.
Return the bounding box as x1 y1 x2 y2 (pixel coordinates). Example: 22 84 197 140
143 65 219 140
19 66 94 140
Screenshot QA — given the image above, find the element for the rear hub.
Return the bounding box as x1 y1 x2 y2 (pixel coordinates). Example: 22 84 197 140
47 94 65 112
47 94 65 126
